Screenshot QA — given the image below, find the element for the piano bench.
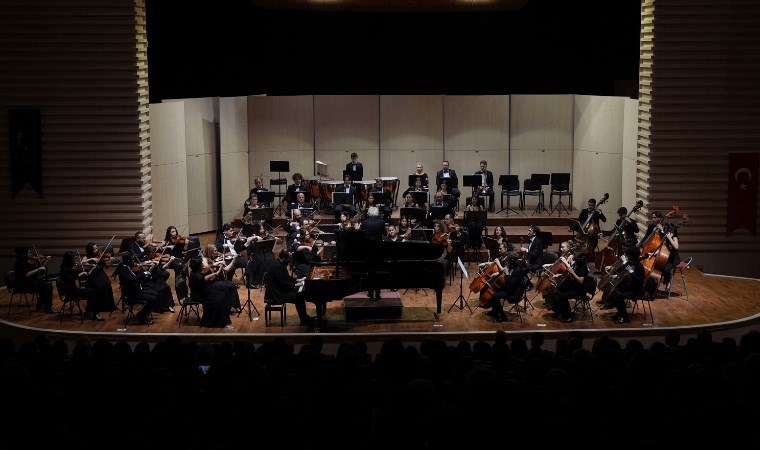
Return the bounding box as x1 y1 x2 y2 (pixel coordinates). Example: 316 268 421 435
264 300 286 327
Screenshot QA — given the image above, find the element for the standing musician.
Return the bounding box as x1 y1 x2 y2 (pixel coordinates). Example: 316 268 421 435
214 224 249 281
577 198 608 260
520 225 545 273
644 211 681 290
14 246 56 313
334 174 358 223
346 152 364 181
285 172 309 207
474 160 495 212
544 251 592 323
604 245 646 324
435 160 460 202
479 247 528 323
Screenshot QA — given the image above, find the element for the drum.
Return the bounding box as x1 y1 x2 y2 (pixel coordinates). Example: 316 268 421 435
320 180 343 204
379 176 400 206
307 179 321 203
357 180 375 202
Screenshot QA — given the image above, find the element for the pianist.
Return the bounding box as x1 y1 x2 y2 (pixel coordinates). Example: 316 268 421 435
267 249 315 326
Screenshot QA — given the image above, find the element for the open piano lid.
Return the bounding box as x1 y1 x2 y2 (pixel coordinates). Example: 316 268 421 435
335 230 445 262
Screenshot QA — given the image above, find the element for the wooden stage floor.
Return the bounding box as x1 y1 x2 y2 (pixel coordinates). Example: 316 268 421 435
2 209 759 351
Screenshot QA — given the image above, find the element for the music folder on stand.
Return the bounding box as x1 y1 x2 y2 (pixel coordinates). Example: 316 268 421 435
448 257 473 314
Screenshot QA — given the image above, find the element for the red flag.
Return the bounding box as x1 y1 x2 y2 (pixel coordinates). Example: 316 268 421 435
727 152 759 236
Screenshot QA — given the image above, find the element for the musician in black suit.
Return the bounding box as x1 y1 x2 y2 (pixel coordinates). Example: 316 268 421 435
643 210 680 289
435 159 461 198
288 192 310 211
214 224 249 280
520 225 545 273
266 249 314 326
130 231 171 283
345 152 363 181
334 174 358 223
474 160 495 212
613 206 640 248
608 245 646 324
285 172 309 206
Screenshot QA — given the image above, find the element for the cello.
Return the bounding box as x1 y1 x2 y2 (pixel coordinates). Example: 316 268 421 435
641 207 688 286
595 200 643 273
581 193 609 259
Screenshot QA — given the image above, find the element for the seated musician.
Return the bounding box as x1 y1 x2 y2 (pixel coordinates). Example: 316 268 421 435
285 209 305 250
475 160 495 212
645 211 680 290
384 225 409 242
480 247 527 323
401 193 420 209
333 174 358 223
14 246 56 313
288 192 310 212
267 249 315 326
365 193 390 223
488 225 513 260
605 245 646 324
545 251 593 323
520 225 545 273
292 229 320 278
59 251 103 320
444 213 466 264
398 216 412 237
402 176 427 199
161 225 188 278
431 220 454 267
464 195 486 249
435 160 460 201
116 253 164 324
214 224 249 281
371 178 392 221
188 256 239 327
130 232 170 283
81 242 118 316
243 192 262 216
250 176 267 195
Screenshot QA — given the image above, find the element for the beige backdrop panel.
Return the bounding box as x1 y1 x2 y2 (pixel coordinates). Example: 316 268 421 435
187 152 218 233
574 95 625 155
572 150 622 216
220 96 250 223
149 102 189 237
622 98 640 210
315 95 379 180
510 95 574 151
380 95 444 153
176 97 217 157
443 95 510 151
509 149 573 210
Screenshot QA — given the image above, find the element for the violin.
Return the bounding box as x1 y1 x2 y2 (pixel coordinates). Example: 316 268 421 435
171 234 187 245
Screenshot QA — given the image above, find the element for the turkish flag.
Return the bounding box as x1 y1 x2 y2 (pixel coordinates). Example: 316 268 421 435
727 152 759 236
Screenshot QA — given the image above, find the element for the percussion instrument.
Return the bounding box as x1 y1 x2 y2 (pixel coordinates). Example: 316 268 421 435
379 176 400 206
357 180 375 203
320 180 343 204
307 179 321 204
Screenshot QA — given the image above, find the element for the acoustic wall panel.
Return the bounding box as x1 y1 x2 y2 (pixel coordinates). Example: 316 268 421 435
574 95 626 155
443 95 509 152
380 95 443 178
221 96 250 223
510 95 574 151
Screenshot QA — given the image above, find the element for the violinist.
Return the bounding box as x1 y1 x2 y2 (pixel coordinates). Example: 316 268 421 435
243 192 263 216
214 224 249 281
603 245 646 324
188 257 234 328
480 247 527 323
431 219 454 255
337 211 354 231
644 211 680 290
544 251 593 323
59 251 104 321
384 225 409 243
161 226 188 274
14 246 56 313
397 216 412 237
115 253 162 324
130 232 171 283
200 244 241 313
79 243 118 317
444 213 465 262
292 227 321 278
577 198 607 260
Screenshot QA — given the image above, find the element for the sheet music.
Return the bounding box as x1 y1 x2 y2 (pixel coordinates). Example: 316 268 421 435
457 257 469 279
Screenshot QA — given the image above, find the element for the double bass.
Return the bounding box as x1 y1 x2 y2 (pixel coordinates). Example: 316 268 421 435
641 206 688 286
581 193 609 259
595 200 643 273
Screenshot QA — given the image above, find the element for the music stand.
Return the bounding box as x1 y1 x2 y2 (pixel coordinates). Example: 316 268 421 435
448 257 473 314
248 207 274 227
256 191 275 208
320 244 337 261
428 205 451 223
408 174 428 188
548 173 571 216
410 228 433 242
464 210 487 264
270 161 289 217
291 207 315 220
400 207 426 225
482 236 500 259
369 190 390 206
410 191 429 208
332 192 355 207
530 173 550 216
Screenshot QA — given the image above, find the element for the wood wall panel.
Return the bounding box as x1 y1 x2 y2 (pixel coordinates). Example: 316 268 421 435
380 96 444 153
638 0 760 277
510 95 574 151
443 95 509 152
186 153 217 233
0 0 149 275
220 96 249 223
574 95 625 155
621 98 640 209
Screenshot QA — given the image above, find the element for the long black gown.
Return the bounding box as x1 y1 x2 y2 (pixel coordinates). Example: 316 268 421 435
189 270 238 328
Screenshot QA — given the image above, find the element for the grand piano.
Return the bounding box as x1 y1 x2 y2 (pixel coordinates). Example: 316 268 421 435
298 230 448 326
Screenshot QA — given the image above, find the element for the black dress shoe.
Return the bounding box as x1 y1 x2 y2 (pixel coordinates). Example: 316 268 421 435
615 316 629 324
484 310 497 317
561 315 574 323
299 316 316 326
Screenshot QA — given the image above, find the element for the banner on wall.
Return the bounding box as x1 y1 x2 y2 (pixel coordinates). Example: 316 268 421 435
727 152 758 236
8 108 43 198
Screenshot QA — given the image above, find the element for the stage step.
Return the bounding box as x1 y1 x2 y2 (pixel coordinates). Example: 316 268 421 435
344 291 403 320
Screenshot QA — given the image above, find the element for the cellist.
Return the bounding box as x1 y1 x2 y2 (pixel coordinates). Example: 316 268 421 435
479 246 527 323
644 211 680 290
544 251 593 324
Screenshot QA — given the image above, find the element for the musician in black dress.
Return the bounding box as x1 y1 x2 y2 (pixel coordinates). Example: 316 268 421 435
82 242 118 316
480 248 528 323
266 249 314 326
243 192 263 216
214 224 249 281
188 257 237 328
644 211 680 289
545 252 593 323
464 194 486 249
13 246 55 313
